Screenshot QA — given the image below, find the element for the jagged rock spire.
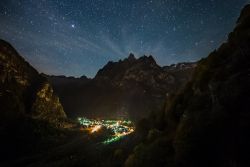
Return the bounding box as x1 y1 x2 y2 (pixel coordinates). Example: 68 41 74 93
128 53 136 60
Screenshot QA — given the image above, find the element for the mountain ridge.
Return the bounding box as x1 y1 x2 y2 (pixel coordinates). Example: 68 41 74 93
48 53 196 120
0 4 250 167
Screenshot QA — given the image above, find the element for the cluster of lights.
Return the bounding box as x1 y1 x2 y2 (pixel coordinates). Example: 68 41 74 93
78 117 134 144
91 125 102 133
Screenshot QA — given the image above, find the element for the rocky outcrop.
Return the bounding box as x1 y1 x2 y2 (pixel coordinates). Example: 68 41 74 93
0 39 66 126
31 83 66 123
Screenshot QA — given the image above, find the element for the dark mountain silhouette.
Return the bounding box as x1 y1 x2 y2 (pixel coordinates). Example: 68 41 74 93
0 39 67 162
0 39 66 124
125 4 250 167
0 4 250 167
48 54 196 120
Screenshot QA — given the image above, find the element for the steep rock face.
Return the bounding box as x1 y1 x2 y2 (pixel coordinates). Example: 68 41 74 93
49 54 196 120
0 39 66 126
126 5 250 167
168 5 250 167
31 83 66 123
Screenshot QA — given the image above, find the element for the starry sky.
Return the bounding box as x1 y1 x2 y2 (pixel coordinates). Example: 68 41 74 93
0 0 249 77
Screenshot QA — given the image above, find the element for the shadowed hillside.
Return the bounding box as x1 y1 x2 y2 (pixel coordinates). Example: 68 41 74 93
0 4 250 167
125 4 250 167
0 39 68 162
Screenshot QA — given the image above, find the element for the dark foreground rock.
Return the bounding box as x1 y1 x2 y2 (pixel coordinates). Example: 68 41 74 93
125 4 250 167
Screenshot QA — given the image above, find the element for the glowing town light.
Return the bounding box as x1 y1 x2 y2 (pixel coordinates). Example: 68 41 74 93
91 125 102 133
78 117 135 144
103 136 122 144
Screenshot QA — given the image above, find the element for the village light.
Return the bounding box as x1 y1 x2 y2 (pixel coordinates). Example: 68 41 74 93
78 117 135 144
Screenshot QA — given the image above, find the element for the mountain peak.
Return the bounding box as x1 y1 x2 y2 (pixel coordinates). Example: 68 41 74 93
127 53 136 61
138 55 157 66
95 54 159 79
237 4 250 24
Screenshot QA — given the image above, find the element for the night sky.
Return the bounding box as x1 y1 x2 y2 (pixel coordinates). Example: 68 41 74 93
0 0 249 77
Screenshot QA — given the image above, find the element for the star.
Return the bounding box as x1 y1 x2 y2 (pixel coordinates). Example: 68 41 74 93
0 0 247 77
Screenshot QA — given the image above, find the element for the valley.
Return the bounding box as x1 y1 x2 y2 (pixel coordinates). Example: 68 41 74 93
0 3 250 167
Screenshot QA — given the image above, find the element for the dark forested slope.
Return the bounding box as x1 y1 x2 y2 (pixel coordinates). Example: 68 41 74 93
126 4 250 167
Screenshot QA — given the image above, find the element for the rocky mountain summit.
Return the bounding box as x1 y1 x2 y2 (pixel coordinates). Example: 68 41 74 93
49 53 196 120
0 4 250 167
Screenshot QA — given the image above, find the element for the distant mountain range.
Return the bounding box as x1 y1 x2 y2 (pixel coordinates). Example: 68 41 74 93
0 4 250 166
48 54 196 120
